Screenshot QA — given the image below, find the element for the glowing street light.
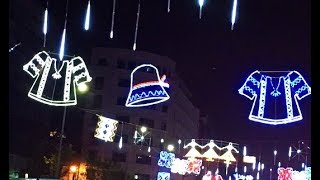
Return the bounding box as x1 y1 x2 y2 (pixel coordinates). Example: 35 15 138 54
167 144 174 152
70 165 77 173
78 83 89 92
140 126 147 133
161 138 164 143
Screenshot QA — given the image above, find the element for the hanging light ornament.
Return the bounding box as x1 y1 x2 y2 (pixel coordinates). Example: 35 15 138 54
198 0 204 19
133 0 141 51
231 0 238 30
84 0 91 30
110 0 116 38
43 1 48 47
59 0 69 61
167 0 171 13
59 28 66 61
119 122 124 149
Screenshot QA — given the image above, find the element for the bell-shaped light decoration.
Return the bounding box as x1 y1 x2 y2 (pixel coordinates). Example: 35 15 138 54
84 0 91 30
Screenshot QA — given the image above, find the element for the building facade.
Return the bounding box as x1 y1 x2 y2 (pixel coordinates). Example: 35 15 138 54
80 48 200 180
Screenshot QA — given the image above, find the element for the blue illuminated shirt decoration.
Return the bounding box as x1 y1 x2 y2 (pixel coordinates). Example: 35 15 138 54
157 172 170 180
125 64 170 107
238 70 311 125
158 151 175 168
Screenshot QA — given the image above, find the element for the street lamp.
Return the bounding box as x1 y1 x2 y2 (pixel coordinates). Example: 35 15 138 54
167 144 174 152
140 126 147 133
70 165 77 180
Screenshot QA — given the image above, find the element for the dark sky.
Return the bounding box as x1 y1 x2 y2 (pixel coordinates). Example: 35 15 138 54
10 0 311 171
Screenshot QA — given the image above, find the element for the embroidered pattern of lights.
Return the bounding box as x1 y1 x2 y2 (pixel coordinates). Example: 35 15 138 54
238 70 311 125
94 116 118 142
278 167 293 180
158 151 175 168
23 51 92 106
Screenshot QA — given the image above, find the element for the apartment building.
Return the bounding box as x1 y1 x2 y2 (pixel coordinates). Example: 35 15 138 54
81 47 200 180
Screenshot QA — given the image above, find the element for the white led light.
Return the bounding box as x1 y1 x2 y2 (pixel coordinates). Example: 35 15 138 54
231 0 237 30
84 0 90 30
43 8 48 35
119 137 123 149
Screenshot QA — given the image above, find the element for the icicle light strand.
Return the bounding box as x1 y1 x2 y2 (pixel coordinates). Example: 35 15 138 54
133 0 141 51
59 0 69 61
84 0 90 30
110 0 116 38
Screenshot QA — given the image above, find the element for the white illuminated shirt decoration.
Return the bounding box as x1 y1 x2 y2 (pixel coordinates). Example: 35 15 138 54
239 70 311 125
23 51 92 106
184 139 203 159
219 143 239 164
94 116 118 142
171 158 188 175
291 170 307 180
157 172 170 180
126 64 170 107
201 140 221 161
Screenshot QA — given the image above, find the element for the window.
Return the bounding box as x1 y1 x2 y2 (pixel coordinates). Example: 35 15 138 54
136 155 151 165
162 105 168 113
161 122 166 131
134 174 150 180
139 118 154 128
128 61 136 70
116 97 126 106
118 79 130 87
117 60 126 69
94 77 104 90
97 58 109 66
116 115 130 123
88 150 97 161
112 152 127 162
93 95 102 108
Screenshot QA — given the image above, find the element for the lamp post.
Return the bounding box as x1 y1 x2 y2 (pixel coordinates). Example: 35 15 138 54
55 80 89 178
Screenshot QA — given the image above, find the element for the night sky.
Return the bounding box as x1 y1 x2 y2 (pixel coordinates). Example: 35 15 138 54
10 0 311 170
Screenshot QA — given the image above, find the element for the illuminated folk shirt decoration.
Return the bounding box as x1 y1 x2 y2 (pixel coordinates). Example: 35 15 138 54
125 64 170 107
23 51 92 106
171 158 188 175
158 151 176 168
186 158 202 175
291 170 307 180
184 139 203 159
94 116 118 142
219 143 239 164
277 167 293 180
157 172 170 180
238 70 311 125
201 140 221 161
